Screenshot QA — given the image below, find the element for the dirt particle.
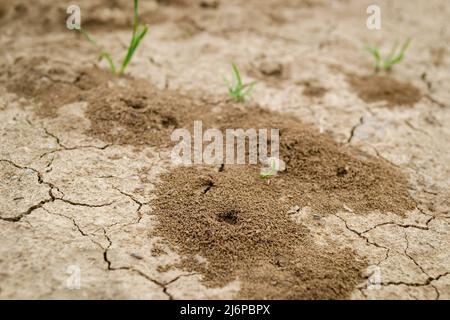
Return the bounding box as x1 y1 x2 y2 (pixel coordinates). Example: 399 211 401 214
175 16 204 37
130 253 143 260
156 264 174 273
259 61 283 77
156 0 189 6
299 80 327 98
121 97 147 110
430 47 446 67
200 0 220 9
337 166 349 177
217 209 239 225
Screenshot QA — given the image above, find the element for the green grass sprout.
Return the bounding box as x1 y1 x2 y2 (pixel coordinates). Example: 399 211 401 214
80 28 117 74
119 0 149 74
260 158 277 179
365 38 411 71
78 0 148 75
224 63 256 102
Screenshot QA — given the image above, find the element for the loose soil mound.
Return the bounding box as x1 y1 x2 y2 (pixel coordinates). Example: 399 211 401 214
85 83 209 147
0 56 110 118
153 165 366 299
0 56 209 146
213 106 416 214
151 105 415 298
300 80 327 98
347 74 422 107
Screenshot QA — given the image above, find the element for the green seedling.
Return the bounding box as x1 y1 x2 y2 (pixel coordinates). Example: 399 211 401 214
78 0 148 75
260 158 277 179
224 63 256 102
365 39 411 71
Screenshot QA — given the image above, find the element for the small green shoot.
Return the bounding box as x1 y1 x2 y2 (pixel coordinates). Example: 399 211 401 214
80 28 117 74
365 39 411 71
260 158 277 179
78 0 148 75
224 63 256 102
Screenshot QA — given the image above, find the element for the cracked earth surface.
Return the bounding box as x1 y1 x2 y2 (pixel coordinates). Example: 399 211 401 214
0 0 449 299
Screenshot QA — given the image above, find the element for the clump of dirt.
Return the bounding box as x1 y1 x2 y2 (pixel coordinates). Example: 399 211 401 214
259 61 284 77
153 165 366 299
85 84 208 147
0 56 210 146
347 74 422 107
299 80 327 98
0 56 112 118
248 60 288 88
200 0 220 9
213 106 416 214
175 16 205 38
156 0 189 6
149 97 415 299
149 97 415 298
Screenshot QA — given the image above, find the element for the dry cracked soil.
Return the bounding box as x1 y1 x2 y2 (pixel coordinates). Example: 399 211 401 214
0 0 449 299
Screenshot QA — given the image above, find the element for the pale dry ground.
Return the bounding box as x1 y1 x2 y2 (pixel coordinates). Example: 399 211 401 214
0 0 449 299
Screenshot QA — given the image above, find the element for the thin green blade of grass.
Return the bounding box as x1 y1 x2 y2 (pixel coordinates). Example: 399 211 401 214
365 44 381 69
222 75 232 90
385 40 399 62
384 38 411 70
365 45 380 60
119 0 148 75
365 39 411 71
79 28 117 73
231 63 243 86
242 81 256 97
225 63 256 102
99 52 116 74
120 25 149 74
133 0 139 34
76 0 148 75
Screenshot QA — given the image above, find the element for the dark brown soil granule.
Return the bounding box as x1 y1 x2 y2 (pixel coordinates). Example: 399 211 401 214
153 165 366 299
300 80 327 98
346 74 422 107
